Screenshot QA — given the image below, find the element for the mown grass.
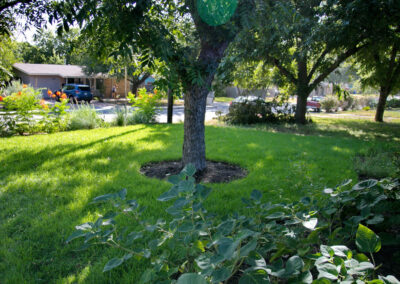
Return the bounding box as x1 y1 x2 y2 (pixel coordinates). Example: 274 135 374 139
0 122 398 283
337 109 400 119
214 97 233 103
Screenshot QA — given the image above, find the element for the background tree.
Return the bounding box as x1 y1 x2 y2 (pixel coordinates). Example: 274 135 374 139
233 0 382 124
0 36 20 87
353 0 400 122
54 0 253 170
17 28 80 64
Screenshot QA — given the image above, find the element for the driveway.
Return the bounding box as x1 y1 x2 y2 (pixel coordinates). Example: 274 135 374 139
66 100 230 123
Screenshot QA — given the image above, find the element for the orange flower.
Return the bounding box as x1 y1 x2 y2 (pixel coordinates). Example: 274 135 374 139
17 91 22 96
61 94 67 100
52 94 56 98
139 95 143 98
47 90 53 96
56 91 61 96
0 96 3 102
154 89 158 95
23 84 28 88
149 94 153 98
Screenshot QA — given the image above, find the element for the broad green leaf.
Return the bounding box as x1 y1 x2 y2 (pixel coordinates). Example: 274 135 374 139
250 189 262 201
240 239 257 257
103 257 124 272
75 222 93 230
299 271 313 283
286 255 304 273
211 267 231 283
66 230 87 243
118 188 127 200
140 269 156 283
331 245 350 258
353 179 378 190
265 212 285 219
168 175 181 185
178 221 194 232
356 224 381 253
217 220 235 235
317 263 339 280
355 262 374 272
302 218 318 230
91 193 116 203
366 215 384 225
177 273 207 284
239 272 270 284
320 245 334 257
182 164 196 177
217 238 239 260
195 254 211 269
379 275 400 284
157 187 178 202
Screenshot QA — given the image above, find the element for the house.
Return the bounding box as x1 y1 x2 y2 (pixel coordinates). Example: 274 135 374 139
12 63 153 99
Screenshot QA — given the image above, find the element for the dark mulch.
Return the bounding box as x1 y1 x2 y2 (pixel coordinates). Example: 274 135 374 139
140 160 248 183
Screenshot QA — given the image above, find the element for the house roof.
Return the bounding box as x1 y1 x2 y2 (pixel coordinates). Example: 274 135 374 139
13 63 104 78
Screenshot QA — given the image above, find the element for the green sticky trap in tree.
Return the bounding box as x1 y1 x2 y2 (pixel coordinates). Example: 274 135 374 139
197 0 238 26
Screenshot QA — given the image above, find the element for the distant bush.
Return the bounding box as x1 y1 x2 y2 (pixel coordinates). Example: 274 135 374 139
224 99 295 124
355 148 399 179
67 104 104 130
386 98 400 109
340 95 355 111
127 88 161 123
321 95 339 112
1 80 33 97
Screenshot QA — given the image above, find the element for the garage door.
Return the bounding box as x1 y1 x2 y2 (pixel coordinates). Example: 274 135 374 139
35 76 62 99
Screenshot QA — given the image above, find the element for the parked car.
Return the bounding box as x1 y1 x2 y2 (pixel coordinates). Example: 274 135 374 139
307 96 322 112
62 84 93 103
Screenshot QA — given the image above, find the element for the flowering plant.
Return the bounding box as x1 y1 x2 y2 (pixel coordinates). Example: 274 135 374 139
127 88 161 123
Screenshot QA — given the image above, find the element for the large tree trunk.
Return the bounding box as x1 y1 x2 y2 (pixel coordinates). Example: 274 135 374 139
375 87 389 122
167 88 173 123
182 85 208 170
295 93 308 124
295 60 310 124
181 41 229 171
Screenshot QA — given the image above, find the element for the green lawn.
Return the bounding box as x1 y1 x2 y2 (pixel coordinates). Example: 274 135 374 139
214 96 233 103
0 122 398 283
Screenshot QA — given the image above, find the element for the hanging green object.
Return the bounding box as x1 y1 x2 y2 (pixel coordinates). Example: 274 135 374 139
197 0 238 26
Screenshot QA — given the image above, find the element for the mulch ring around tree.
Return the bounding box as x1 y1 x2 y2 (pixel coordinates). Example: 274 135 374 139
140 160 248 183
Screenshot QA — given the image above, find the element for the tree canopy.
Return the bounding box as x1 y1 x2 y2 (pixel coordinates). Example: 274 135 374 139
232 0 385 123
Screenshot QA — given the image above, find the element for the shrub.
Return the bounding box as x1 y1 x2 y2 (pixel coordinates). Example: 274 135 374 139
321 95 339 112
0 84 45 135
224 99 295 124
340 95 355 111
1 80 30 97
67 104 104 130
67 165 399 282
354 148 399 179
113 106 129 126
127 88 161 123
386 98 400 109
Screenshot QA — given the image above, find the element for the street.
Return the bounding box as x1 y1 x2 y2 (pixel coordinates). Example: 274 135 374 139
67 100 230 123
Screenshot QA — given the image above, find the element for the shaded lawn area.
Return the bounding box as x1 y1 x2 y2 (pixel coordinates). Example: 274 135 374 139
0 122 397 283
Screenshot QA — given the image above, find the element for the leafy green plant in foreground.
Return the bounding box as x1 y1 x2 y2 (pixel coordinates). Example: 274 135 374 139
67 166 399 283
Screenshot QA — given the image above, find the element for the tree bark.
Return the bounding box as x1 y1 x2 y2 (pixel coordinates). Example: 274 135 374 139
295 93 309 124
182 85 208 170
295 60 310 124
375 87 389 122
181 40 229 171
167 88 173 123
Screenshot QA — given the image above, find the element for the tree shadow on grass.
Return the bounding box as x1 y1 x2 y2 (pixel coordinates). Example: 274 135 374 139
0 126 183 283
